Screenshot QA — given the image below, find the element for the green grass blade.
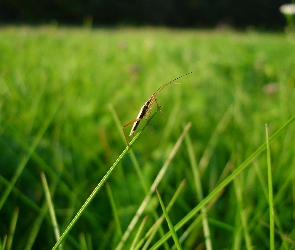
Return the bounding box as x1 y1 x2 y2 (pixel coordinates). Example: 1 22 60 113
233 173 252 249
156 188 182 250
6 207 19 250
265 124 274 250
24 200 50 250
52 110 160 250
106 183 123 238
184 130 212 250
198 105 233 172
25 171 61 250
130 215 148 250
1 235 7 250
41 172 62 249
137 179 187 250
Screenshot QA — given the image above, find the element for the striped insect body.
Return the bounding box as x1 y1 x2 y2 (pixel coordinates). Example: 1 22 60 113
122 72 192 145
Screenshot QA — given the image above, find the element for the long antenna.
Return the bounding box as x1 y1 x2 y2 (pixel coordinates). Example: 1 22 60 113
153 71 192 96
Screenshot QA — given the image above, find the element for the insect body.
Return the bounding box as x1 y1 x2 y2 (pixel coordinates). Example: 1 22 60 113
122 72 192 145
129 98 155 136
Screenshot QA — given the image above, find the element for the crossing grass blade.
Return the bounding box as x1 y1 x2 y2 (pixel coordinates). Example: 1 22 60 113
135 179 187 250
156 188 182 250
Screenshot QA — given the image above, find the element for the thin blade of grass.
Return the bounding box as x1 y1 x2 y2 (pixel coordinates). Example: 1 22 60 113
265 124 274 250
130 215 148 250
232 223 242 250
5 207 19 250
184 130 212 250
106 183 123 238
156 188 182 250
25 171 61 250
233 173 252 249
198 105 233 173
138 179 187 250
25 197 50 250
1 235 7 250
78 233 87 249
52 109 160 250
41 172 62 249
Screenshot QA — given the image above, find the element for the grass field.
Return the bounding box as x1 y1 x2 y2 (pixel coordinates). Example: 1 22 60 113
1 26 295 250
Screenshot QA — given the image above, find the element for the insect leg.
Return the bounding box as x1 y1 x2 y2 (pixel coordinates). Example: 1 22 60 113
154 98 163 114
122 118 142 145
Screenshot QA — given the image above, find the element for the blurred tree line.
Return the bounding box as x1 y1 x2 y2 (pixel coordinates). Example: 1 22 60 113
0 0 289 29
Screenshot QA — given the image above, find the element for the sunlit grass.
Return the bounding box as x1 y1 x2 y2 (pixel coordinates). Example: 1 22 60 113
1 26 295 249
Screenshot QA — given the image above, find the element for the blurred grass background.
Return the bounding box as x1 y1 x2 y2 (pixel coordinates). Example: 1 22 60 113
1 26 295 249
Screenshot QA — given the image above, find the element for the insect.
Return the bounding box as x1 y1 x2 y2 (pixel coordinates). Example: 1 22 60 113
122 72 192 145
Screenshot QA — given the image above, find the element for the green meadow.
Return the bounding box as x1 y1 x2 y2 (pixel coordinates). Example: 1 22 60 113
1 26 295 249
